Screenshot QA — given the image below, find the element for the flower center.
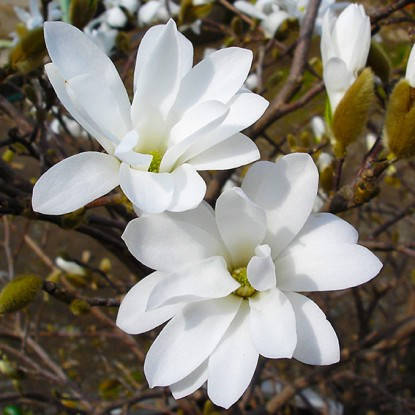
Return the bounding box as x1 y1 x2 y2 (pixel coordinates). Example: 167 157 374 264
231 267 256 298
147 150 163 173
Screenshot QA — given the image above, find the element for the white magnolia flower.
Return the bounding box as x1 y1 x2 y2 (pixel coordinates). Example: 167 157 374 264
103 0 140 28
310 115 326 142
405 44 415 87
117 153 382 408
83 19 119 55
138 0 180 26
32 20 267 215
234 0 290 38
365 133 377 151
14 0 61 30
321 4 371 112
55 257 86 276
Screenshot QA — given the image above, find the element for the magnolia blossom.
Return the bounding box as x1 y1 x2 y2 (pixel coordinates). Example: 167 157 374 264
321 4 371 112
234 0 290 38
405 44 415 87
83 19 119 55
14 0 61 31
32 20 267 215
310 115 326 142
117 153 382 408
138 0 180 26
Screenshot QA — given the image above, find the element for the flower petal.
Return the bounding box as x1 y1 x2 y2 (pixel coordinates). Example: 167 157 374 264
215 187 267 267
32 152 119 215
147 256 239 309
168 164 206 212
234 1 266 19
44 63 115 154
208 301 258 409
119 163 174 213
187 133 259 170
144 296 241 386
241 154 319 258
44 22 130 137
285 292 340 365
406 44 415 87
247 244 276 291
114 131 153 170
116 271 181 334
122 207 226 271
248 288 297 358
132 20 183 125
170 360 208 399
171 47 253 116
276 241 382 292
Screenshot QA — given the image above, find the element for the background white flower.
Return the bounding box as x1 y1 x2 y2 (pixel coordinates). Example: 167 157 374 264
117 153 382 409
32 20 268 215
14 0 61 31
138 0 180 26
83 19 119 55
321 4 371 112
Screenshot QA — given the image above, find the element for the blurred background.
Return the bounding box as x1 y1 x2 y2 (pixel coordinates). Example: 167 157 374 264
0 0 415 413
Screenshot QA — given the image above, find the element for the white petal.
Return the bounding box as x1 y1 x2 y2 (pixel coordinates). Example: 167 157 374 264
276 243 382 292
116 271 181 334
406 44 415 87
187 133 259 170
170 360 208 399
44 22 130 135
147 256 239 309
144 296 242 386
44 63 115 154
134 21 193 92
208 301 258 409
234 1 266 19
260 11 289 38
285 292 339 365
179 92 268 163
32 152 119 215
241 154 319 259
168 164 206 212
216 187 267 267
161 101 229 172
132 20 183 125
119 163 174 213
247 244 276 291
138 1 161 25
171 47 253 116
122 209 226 271
114 131 153 170
248 288 297 358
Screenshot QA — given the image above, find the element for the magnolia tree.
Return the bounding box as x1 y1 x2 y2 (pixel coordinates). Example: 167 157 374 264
0 0 415 414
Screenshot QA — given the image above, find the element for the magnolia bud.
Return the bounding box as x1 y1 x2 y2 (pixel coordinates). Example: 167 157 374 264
384 79 415 159
368 41 391 84
69 0 98 29
0 275 42 314
70 299 91 316
332 68 374 157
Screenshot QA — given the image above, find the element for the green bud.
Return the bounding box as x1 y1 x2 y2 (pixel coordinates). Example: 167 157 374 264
9 27 46 74
320 165 334 194
179 0 212 25
2 149 14 163
99 258 112 273
69 0 98 29
332 68 375 157
384 79 415 159
368 41 391 84
0 274 43 314
69 299 91 316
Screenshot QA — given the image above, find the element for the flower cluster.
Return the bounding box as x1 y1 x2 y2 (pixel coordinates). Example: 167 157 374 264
31 11 383 409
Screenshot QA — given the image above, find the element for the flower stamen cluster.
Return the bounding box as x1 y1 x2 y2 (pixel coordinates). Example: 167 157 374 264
231 267 256 298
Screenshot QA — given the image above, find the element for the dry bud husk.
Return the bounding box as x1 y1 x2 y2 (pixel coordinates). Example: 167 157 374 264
384 79 415 159
368 41 391 84
69 0 98 29
0 274 42 314
332 68 375 157
179 0 213 25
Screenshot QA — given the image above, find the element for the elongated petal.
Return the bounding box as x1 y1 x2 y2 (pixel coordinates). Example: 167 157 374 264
187 133 259 170
114 131 153 169
241 154 318 258
248 288 297 358
216 187 267 267
179 92 268 163
122 210 225 271
144 296 241 386
276 243 382 292
168 164 206 212
247 244 276 291
171 48 252 116
132 20 182 125
261 11 289 38
32 152 119 215
119 163 174 213
285 292 339 365
116 271 181 334
134 21 193 92
208 301 258 409
406 44 415 87
234 1 266 19
45 63 115 154
44 22 131 136
170 360 208 399
147 257 239 309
